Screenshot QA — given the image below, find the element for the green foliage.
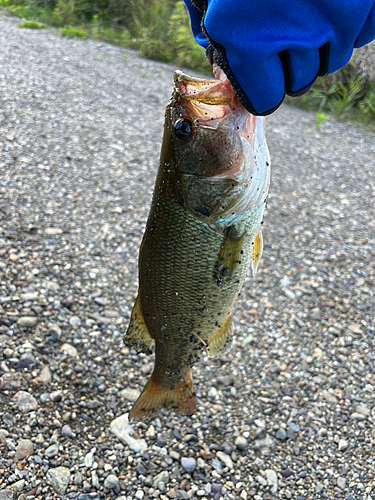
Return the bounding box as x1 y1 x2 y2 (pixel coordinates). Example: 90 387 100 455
52 0 75 26
299 61 375 126
168 1 210 74
358 91 375 117
314 112 328 129
59 25 87 37
18 19 46 27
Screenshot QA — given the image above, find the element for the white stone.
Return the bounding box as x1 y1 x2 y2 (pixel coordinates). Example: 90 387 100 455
265 469 278 493
109 413 147 454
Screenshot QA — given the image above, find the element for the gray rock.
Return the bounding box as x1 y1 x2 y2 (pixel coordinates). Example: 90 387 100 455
265 469 278 493
153 471 169 486
50 390 62 402
350 412 366 421
234 436 248 450
46 466 70 495
181 457 196 473
16 353 35 369
40 365 52 384
45 443 59 457
13 391 38 412
104 474 118 489
17 317 37 328
321 390 338 404
276 428 287 441
44 227 63 235
0 491 14 500
60 343 78 357
11 479 25 492
61 424 73 438
338 439 349 451
91 470 99 488
48 323 62 341
69 316 81 327
84 451 95 467
73 471 83 485
118 387 141 402
15 439 34 460
0 429 9 442
216 451 233 469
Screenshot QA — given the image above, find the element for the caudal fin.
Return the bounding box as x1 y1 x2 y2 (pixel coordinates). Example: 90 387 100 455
129 370 196 421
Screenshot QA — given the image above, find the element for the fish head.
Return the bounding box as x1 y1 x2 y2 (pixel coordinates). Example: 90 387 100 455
167 71 270 223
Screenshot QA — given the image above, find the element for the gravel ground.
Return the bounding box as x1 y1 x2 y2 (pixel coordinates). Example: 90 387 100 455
0 13 375 500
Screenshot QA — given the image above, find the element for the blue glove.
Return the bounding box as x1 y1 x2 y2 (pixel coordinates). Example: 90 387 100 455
184 0 375 115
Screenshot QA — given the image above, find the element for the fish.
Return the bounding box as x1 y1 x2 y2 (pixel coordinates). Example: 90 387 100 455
125 70 270 420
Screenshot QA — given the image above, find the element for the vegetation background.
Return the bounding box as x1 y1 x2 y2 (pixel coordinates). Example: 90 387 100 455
1 0 375 128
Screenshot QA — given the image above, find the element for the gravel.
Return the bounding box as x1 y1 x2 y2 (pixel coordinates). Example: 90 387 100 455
0 12 375 500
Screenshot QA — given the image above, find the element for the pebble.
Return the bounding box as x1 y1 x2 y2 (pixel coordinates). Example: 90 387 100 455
181 457 196 473
104 474 118 488
0 491 14 500
276 428 287 441
17 317 37 328
69 316 81 327
110 413 147 453
15 439 34 460
61 424 73 438
13 391 38 412
153 471 169 486
234 436 248 450
16 353 35 369
46 466 70 495
216 451 233 469
60 343 78 357
47 323 62 341
338 439 349 451
265 469 278 493
40 365 52 384
118 387 141 401
45 443 59 457
321 389 338 404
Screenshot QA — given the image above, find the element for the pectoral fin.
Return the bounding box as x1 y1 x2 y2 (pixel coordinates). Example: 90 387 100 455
251 228 263 276
208 313 233 356
124 295 154 354
214 227 245 287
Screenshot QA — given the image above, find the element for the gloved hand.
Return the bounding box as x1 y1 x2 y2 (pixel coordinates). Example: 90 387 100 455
184 0 375 115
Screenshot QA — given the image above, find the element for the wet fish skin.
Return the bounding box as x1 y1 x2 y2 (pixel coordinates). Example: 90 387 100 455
125 71 270 420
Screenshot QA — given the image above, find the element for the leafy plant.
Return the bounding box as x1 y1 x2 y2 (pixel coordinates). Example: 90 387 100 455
18 19 46 27
314 112 328 129
358 91 375 117
59 25 87 37
53 0 75 26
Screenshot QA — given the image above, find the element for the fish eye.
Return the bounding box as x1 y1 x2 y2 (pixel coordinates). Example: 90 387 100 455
174 119 193 141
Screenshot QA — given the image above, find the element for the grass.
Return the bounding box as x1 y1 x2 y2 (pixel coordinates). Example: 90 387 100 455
59 25 87 38
18 19 46 28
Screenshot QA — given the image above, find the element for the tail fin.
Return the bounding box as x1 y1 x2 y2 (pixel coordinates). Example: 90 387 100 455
129 370 196 421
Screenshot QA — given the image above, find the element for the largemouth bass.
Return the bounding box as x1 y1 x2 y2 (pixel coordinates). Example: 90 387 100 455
125 71 270 420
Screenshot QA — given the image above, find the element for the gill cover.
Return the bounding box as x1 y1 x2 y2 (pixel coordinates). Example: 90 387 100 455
170 71 270 224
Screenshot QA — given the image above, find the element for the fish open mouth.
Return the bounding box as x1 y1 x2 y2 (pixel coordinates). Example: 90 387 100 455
173 71 257 148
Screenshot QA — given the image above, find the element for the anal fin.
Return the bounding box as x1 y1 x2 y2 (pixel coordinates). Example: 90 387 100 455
125 295 154 354
129 370 196 421
251 228 263 275
208 313 233 356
